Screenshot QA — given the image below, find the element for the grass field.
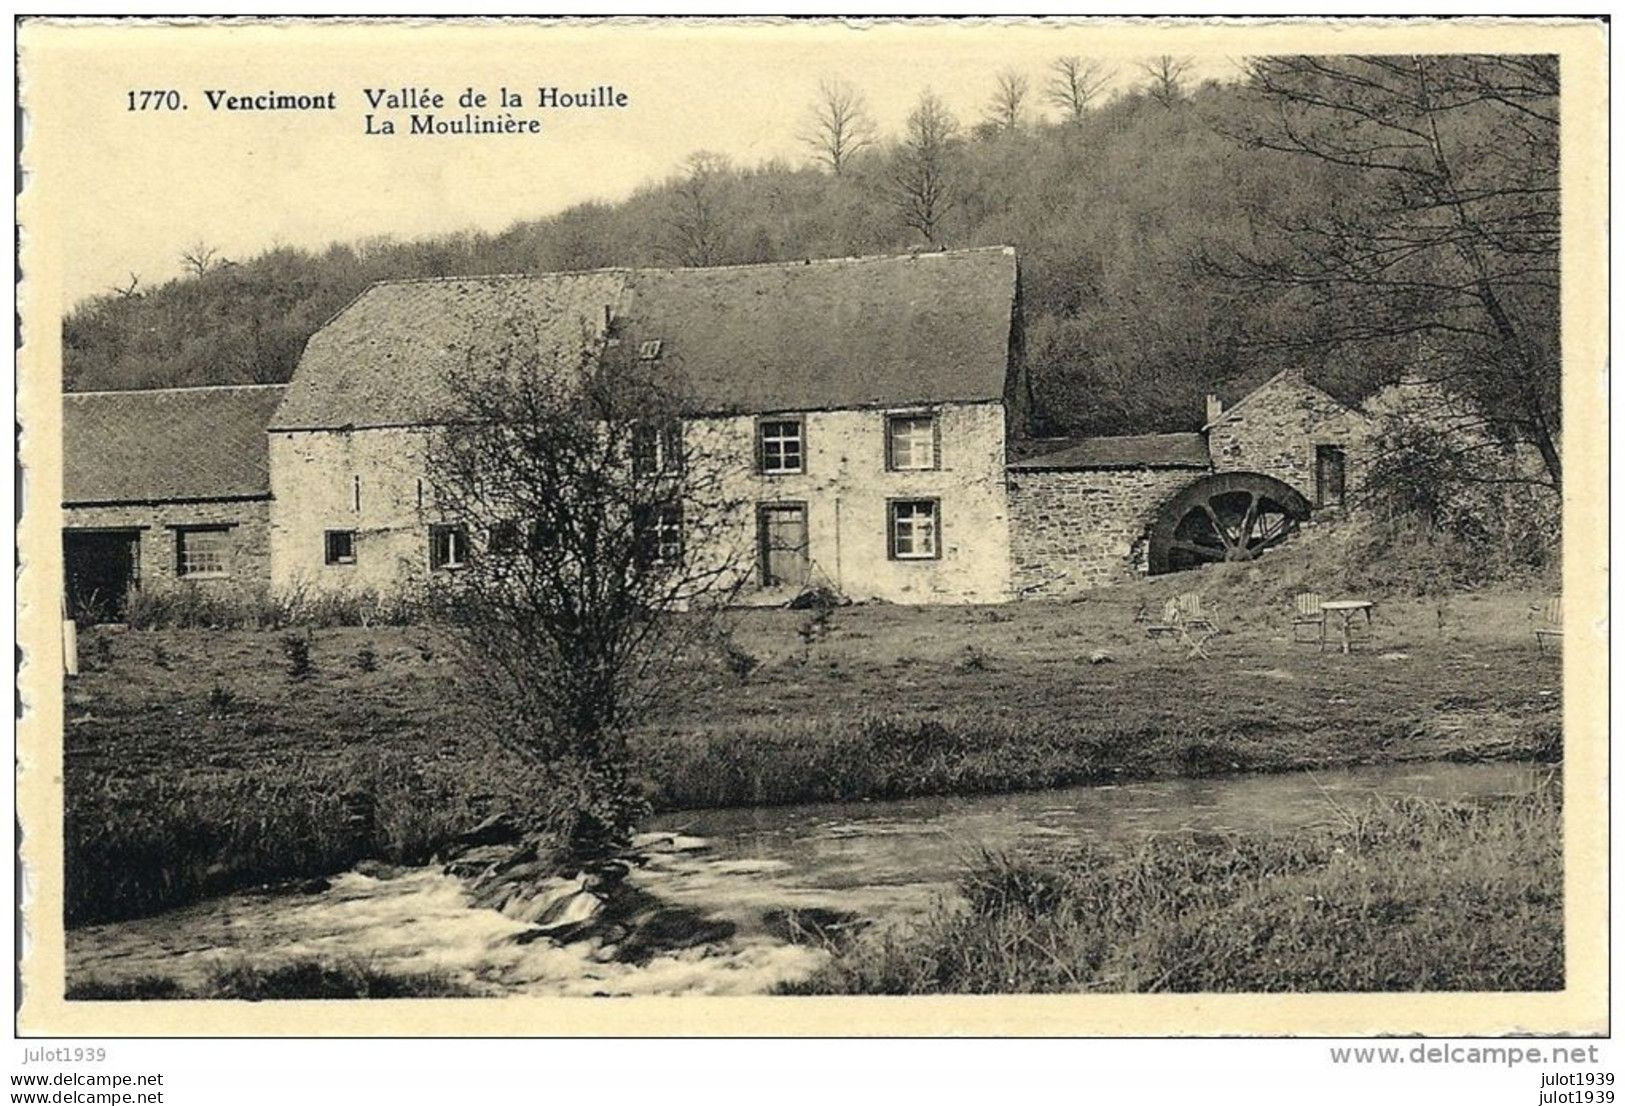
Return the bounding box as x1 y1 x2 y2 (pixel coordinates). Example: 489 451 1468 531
63 568 1561 926
786 784 1563 993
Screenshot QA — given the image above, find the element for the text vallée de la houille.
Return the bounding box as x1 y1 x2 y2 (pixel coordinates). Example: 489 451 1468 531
127 86 630 136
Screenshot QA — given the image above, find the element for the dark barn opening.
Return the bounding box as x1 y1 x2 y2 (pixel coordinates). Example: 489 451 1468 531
63 529 140 622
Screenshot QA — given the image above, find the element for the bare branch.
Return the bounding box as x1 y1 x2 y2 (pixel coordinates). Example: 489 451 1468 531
985 68 1030 132
799 77 877 176
1046 55 1114 125
1140 55 1192 109
891 89 959 244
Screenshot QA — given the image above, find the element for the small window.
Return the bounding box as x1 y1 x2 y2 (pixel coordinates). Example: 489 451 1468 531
632 420 683 475
1316 445 1347 508
888 499 940 560
430 525 469 570
638 338 664 361
887 414 938 471
489 520 521 554
635 503 684 566
758 418 804 475
324 529 356 566
175 526 229 578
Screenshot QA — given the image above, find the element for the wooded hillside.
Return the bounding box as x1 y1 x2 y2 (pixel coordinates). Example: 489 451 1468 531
63 57 1556 447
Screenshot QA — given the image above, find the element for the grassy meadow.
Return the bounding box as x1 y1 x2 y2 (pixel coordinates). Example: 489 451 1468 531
64 567 1561 927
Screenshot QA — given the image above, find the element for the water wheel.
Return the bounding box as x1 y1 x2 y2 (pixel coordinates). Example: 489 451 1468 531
1148 472 1312 575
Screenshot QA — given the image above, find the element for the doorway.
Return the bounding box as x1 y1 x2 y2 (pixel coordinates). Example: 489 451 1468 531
1315 445 1347 508
64 528 140 622
757 504 809 589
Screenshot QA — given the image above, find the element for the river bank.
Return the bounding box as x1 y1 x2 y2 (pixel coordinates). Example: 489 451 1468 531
66 761 1556 998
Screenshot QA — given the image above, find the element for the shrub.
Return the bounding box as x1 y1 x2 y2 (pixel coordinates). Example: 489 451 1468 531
121 582 435 631
355 643 379 673
716 630 761 684
282 634 314 681
205 684 238 717
957 645 994 672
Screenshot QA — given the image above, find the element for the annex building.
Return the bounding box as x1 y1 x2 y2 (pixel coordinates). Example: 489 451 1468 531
61 248 1383 618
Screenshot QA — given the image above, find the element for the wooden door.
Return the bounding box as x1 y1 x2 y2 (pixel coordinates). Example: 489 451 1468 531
758 505 809 588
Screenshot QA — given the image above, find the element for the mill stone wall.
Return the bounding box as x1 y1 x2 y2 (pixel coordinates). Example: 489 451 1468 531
1007 467 1200 597
270 402 1015 605
62 499 273 595
269 426 437 594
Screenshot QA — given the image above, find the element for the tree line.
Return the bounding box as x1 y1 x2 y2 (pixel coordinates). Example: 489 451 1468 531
64 54 1558 489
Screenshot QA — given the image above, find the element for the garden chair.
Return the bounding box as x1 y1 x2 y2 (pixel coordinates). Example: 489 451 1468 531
1532 596 1562 654
1291 592 1325 645
1145 597 1182 645
1172 591 1215 633
1145 592 1215 658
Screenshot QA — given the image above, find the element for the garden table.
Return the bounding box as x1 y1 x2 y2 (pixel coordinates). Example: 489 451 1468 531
1320 599 1374 655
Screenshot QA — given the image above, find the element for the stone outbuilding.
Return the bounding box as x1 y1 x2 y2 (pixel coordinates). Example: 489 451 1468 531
61 384 286 619
1007 432 1213 595
1006 368 1377 593
1204 366 1373 510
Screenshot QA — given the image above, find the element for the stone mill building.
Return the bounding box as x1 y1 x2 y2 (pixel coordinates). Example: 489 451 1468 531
60 247 1384 618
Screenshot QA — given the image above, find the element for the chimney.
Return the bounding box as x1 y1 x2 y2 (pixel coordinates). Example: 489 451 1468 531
1205 394 1224 424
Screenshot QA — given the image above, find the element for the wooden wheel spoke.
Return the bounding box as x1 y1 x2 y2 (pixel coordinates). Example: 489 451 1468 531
1239 493 1262 548
1169 539 1226 563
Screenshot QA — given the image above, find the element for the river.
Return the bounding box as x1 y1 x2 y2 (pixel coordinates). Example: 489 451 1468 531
68 760 1549 998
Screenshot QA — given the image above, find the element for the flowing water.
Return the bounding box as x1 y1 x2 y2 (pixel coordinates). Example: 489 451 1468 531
68 760 1549 998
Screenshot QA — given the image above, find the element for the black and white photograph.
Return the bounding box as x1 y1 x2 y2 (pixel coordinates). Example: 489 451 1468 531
14 14 1607 1060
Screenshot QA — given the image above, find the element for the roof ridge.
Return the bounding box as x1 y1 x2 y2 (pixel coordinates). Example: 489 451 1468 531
64 383 289 398
359 246 1017 291
1205 366 1362 430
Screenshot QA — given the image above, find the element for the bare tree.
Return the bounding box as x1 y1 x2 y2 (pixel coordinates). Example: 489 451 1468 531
179 241 221 278
1226 55 1561 491
1047 56 1114 125
428 322 747 853
800 77 876 176
660 151 732 267
110 272 141 299
892 90 960 244
985 69 1030 132
1141 55 1193 108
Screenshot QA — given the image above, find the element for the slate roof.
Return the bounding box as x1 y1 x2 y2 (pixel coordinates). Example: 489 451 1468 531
63 385 286 505
620 248 1017 416
1007 431 1212 471
271 248 1019 429
271 271 628 430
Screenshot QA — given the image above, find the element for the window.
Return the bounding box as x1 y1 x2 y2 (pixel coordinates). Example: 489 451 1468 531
888 499 940 560
632 420 683 475
430 525 469 570
324 529 356 565
638 338 664 361
488 520 521 555
635 504 684 566
175 526 229 578
886 414 938 471
758 418 804 475
489 519 554 555
1316 445 1347 508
